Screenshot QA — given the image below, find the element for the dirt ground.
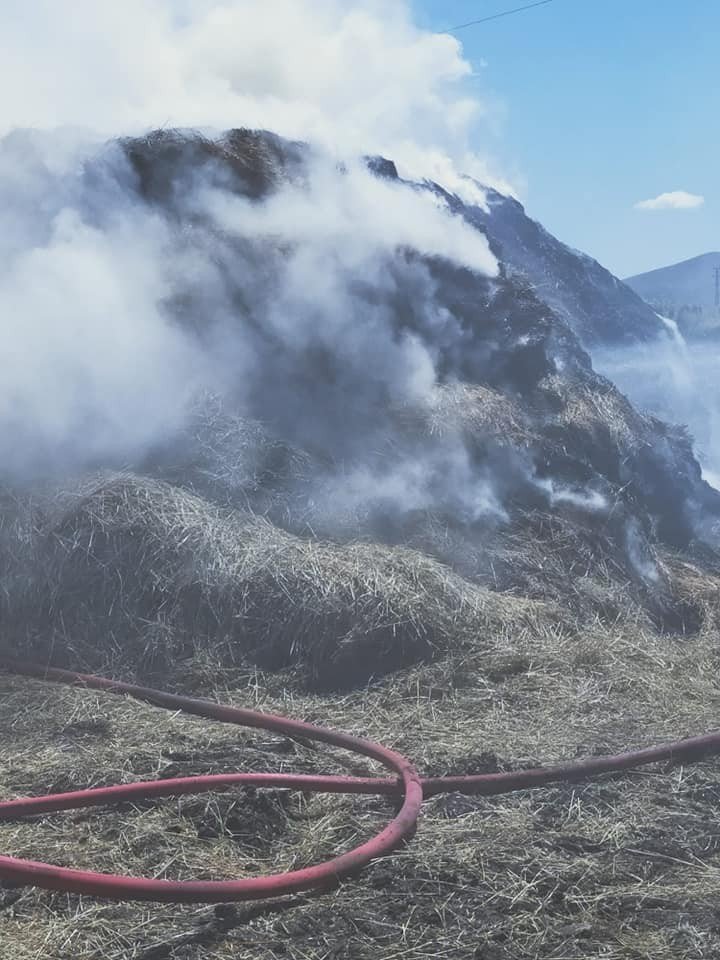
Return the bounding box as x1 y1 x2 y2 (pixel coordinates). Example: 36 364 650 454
4 591 720 960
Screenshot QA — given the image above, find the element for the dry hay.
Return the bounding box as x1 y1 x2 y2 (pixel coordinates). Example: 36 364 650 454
1 415 719 958
119 127 307 205
10 474 547 689
392 382 533 449
146 394 317 514
2 476 720 958
398 495 709 642
541 374 653 451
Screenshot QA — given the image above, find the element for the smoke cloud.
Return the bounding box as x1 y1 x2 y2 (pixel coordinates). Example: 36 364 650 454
0 130 514 564
0 1 513 484
1 0 698 596
1 0 509 194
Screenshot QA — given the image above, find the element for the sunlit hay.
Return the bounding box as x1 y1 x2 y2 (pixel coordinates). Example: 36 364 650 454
393 381 533 449
546 374 652 449
5 579 720 960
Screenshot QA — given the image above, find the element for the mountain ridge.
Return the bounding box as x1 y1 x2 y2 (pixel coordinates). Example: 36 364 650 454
625 251 720 305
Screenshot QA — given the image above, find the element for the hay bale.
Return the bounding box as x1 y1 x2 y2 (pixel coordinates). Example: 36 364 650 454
546 374 652 450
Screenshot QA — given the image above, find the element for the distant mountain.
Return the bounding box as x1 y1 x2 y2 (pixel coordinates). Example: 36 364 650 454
452 187 665 347
626 253 720 307
625 253 720 337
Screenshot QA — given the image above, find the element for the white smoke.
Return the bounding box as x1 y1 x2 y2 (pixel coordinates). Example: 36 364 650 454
197 156 497 277
1 0 509 195
315 441 509 533
625 518 660 584
0 199 200 472
656 313 687 349
535 478 609 514
595 332 720 481
0 131 500 483
0 0 513 480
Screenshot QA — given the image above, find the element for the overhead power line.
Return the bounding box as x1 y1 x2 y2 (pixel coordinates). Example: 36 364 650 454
451 0 554 32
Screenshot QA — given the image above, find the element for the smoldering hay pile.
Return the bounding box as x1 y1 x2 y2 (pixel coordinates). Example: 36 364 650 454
2 128 720 690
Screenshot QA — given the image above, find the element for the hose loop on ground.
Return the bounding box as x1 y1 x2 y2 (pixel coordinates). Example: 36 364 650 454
1 660 719 904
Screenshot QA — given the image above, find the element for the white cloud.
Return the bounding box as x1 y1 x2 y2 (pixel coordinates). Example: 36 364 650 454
634 190 705 211
0 0 511 194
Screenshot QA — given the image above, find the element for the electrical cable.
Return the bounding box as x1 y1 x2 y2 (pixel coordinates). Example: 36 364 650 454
450 0 554 32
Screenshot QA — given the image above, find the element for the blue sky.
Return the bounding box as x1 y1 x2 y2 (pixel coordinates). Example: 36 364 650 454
416 0 718 278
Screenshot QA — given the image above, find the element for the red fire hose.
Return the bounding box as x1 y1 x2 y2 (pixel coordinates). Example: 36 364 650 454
2 658 720 904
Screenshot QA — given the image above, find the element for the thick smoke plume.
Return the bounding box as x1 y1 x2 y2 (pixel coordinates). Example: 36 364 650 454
0 1 509 494
0 130 500 494
1 1 511 193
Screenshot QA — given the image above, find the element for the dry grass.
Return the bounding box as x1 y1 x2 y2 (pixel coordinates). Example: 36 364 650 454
148 394 318 515
120 127 307 205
